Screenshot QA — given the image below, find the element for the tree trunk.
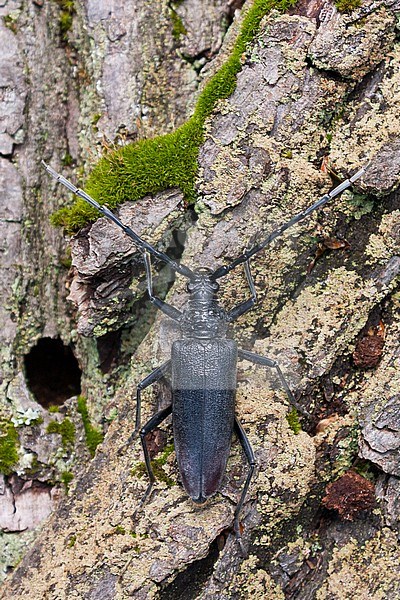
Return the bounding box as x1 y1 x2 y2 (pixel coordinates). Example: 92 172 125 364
1 0 400 598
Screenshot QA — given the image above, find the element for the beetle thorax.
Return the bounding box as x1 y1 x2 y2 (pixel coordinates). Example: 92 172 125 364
180 269 228 339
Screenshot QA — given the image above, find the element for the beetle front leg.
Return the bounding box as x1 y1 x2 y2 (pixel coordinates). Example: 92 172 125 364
238 349 311 418
233 417 256 556
143 251 182 321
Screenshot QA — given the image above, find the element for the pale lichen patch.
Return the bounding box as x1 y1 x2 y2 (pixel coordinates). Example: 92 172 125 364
330 43 400 191
230 554 285 598
316 528 400 600
364 210 400 264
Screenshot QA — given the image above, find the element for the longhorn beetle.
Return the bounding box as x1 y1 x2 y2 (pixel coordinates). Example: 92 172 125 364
43 160 365 551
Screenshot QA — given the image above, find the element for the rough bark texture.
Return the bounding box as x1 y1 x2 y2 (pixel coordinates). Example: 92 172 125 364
0 0 400 598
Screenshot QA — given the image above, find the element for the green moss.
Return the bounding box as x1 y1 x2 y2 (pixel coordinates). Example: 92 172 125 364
0 421 19 475
76 396 104 457
352 459 376 481
67 534 76 548
91 113 102 133
59 11 73 36
48 405 61 413
131 443 175 487
51 0 298 233
46 417 76 450
286 408 301 434
169 8 187 40
334 0 361 12
62 152 74 167
3 13 19 34
114 525 126 535
61 470 74 491
53 0 75 39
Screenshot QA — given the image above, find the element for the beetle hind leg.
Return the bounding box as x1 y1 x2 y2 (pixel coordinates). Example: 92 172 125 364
137 404 173 507
233 417 256 557
238 348 311 418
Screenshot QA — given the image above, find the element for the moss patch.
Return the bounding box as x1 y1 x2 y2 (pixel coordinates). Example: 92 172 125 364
0 421 19 475
334 0 362 12
3 13 19 34
286 408 301 434
169 7 187 40
47 417 76 450
77 396 104 457
53 0 75 40
61 470 74 491
51 0 298 233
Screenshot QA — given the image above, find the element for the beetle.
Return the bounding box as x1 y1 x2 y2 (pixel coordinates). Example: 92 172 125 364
43 160 365 551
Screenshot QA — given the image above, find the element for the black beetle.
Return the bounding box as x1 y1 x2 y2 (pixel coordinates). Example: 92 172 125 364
43 160 365 551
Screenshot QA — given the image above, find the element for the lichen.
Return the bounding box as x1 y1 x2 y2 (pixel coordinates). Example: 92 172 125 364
233 555 285 598
316 528 400 599
51 0 298 233
0 530 38 584
0 421 19 475
364 210 400 264
331 422 360 477
76 395 104 457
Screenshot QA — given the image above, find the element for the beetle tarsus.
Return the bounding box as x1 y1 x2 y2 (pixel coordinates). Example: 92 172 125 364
234 523 249 559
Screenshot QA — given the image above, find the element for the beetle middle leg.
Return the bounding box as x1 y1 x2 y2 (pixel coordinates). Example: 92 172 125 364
238 349 310 418
233 417 256 556
227 259 257 322
118 360 171 456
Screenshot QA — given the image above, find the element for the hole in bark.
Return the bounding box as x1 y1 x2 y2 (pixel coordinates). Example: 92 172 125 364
97 329 122 374
24 337 81 408
159 539 220 599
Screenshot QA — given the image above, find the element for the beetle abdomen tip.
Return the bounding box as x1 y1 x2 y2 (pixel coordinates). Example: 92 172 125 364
191 494 208 505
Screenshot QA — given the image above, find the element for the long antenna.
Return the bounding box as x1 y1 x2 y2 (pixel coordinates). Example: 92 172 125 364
211 167 366 280
42 161 196 280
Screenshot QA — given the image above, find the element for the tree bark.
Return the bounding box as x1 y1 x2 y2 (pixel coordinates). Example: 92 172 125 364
1 0 400 598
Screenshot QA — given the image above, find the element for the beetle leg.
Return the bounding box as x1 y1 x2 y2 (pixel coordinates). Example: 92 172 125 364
238 349 311 418
233 417 256 556
143 251 182 321
227 260 257 322
138 404 173 505
117 360 171 456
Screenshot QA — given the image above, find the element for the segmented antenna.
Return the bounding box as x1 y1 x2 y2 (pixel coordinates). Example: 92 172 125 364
211 167 366 280
42 161 196 280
